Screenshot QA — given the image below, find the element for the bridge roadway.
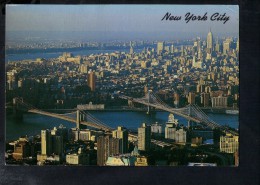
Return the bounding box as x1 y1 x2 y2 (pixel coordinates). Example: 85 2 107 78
119 95 202 123
120 95 239 136
28 109 111 132
28 109 174 147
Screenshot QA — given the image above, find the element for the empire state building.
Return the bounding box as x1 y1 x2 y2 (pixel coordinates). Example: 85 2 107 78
207 29 213 51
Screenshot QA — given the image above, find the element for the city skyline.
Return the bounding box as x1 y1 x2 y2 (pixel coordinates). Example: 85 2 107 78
6 5 239 41
5 5 239 167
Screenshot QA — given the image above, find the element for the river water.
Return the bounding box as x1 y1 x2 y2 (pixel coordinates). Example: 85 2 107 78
6 111 239 142
6 48 143 62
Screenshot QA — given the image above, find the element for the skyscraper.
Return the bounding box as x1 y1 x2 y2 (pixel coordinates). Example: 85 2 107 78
174 93 180 108
157 41 164 55
52 135 63 156
129 41 134 54
188 92 196 104
97 135 120 166
181 45 184 56
223 40 230 54
170 44 174 54
236 38 239 51
41 130 52 155
207 29 213 51
112 126 128 153
138 123 151 151
201 92 210 107
87 71 96 91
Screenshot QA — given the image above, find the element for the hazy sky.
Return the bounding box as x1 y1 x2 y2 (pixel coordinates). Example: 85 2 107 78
6 5 239 40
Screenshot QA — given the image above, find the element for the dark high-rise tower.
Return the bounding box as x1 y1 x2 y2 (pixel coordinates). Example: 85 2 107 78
87 71 96 91
97 135 120 166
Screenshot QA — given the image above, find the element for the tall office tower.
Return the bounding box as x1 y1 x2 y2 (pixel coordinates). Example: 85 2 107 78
188 92 196 104
198 47 202 59
215 43 220 52
97 135 109 166
174 93 180 108
207 29 213 51
157 41 164 55
214 38 219 52
236 38 239 51
201 93 210 107
181 45 184 56
97 135 120 166
52 135 63 156
138 123 151 151
223 40 230 54
87 71 96 91
129 41 134 54
112 126 128 153
170 44 174 54
52 125 68 142
197 38 201 51
41 130 52 155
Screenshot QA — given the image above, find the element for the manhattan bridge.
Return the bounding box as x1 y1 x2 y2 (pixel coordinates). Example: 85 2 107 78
12 90 238 137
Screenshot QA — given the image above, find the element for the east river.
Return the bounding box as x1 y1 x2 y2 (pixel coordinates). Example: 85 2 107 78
6 111 239 142
6 48 239 141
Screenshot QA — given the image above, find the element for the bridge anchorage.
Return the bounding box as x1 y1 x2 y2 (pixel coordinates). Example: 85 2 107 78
12 97 113 132
119 91 238 136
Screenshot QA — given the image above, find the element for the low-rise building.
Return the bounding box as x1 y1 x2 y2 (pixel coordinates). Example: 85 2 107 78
151 122 162 135
66 148 89 165
135 156 148 166
105 154 136 166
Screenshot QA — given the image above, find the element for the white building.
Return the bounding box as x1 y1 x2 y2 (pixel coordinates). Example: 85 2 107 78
165 114 186 143
79 129 92 141
211 96 228 108
151 122 162 134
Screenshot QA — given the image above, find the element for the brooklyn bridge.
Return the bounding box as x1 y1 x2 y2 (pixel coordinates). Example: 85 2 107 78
12 90 238 137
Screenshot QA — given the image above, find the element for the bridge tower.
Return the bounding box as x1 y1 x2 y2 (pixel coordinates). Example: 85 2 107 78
188 104 191 129
146 90 151 114
146 90 155 115
128 100 134 107
13 97 23 120
76 110 87 129
76 110 82 129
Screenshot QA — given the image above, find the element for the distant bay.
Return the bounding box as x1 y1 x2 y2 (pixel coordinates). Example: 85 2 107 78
6 48 143 62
